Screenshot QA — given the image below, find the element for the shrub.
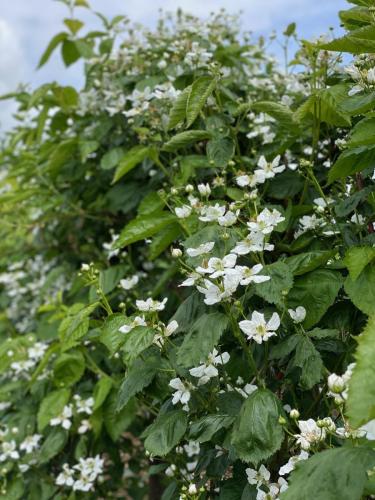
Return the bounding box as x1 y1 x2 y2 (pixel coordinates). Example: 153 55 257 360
0 0 374 498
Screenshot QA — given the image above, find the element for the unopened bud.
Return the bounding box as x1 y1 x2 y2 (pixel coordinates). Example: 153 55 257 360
278 416 287 425
171 248 183 258
290 409 300 419
185 184 194 193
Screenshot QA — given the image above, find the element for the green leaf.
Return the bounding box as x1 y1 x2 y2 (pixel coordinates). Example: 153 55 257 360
121 326 155 363
0 477 25 500
284 250 336 276
59 302 99 351
307 328 340 339
177 312 229 368
253 101 300 132
231 389 284 465
293 336 323 389
138 192 165 215
79 140 99 162
93 376 113 410
115 212 177 248
344 262 375 315
190 415 235 442
347 116 375 147
162 130 212 152
37 388 71 431
295 91 351 128
64 18 84 35
98 265 127 294
148 223 181 260
335 186 374 217
100 313 128 354
206 137 235 167
168 85 192 129
112 146 153 183
116 357 159 411
186 76 217 127
319 24 375 54
287 270 343 328
39 428 68 464
347 315 375 427
343 245 375 280
38 32 68 68
282 446 375 500
254 262 294 306
328 145 375 183
47 139 77 175
53 350 85 387
61 39 81 66
143 410 188 456
104 391 136 441
100 147 124 170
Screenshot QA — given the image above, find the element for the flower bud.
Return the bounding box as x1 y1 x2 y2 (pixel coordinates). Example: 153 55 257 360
185 184 194 193
278 416 287 425
170 187 178 195
171 248 182 258
290 409 300 419
328 373 345 394
317 419 325 428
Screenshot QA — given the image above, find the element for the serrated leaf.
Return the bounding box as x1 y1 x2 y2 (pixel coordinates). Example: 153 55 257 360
186 76 216 127
284 250 336 276
162 130 212 152
190 414 235 442
231 389 284 465
282 446 375 500
53 350 85 387
39 428 68 464
287 270 343 329
121 326 155 363
254 261 294 306
328 145 375 183
115 212 177 248
347 315 375 427
319 24 375 54
100 313 128 354
344 262 375 315
343 245 375 281
206 137 235 167
177 312 229 368
253 101 300 132
112 146 152 183
168 85 192 129
143 410 188 456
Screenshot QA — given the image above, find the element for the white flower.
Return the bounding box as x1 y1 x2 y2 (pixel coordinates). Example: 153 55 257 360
50 405 73 430
20 434 42 454
0 440 19 462
236 171 266 188
74 396 94 415
189 349 230 385
295 419 326 450
27 342 48 361
78 419 92 434
197 183 211 196
246 464 271 487
279 450 309 476
73 477 93 492
196 254 237 278
197 280 229 305
218 210 239 227
288 306 306 323
236 383 258 398
119 275 139 290
297 214 323 233
239 311 280 344
232 231 274 255
169 378 191 406
186 241 215 257
119 315 147 334
153 320 179 346
255 155 285 179
327 373 346 394
136 297 167 312
367 67 375 84
175 205 192 218
236 264 270 286
188 484 198 494
359 420 375 441
247 208 285 234
179 272 201 287
184 441 200 457
56 463 75 487
350 213 365 224
199 203 226 222
74 455 104 477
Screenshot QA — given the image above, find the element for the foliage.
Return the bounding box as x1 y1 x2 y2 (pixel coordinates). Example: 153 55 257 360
0 0 374 498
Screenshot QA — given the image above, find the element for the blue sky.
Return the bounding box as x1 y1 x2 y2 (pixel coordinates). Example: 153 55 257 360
0 0 347 130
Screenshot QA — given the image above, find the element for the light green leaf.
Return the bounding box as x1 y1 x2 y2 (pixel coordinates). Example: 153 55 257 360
38 32 68 68
122 326 155 363
328 145 375 183
53 350 85 387
253 101 300 132
343 246 375 281
115 212 177 248
100 147 124 170
231 389 284 465
319 24 375 54
168 84 192 129
39 428 68 464
206 137 235 167
59 302 99 351
347 315 375 427
100 313 128 354
93 376 113 410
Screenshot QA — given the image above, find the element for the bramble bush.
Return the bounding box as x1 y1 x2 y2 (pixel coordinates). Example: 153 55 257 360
0 0 375 498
